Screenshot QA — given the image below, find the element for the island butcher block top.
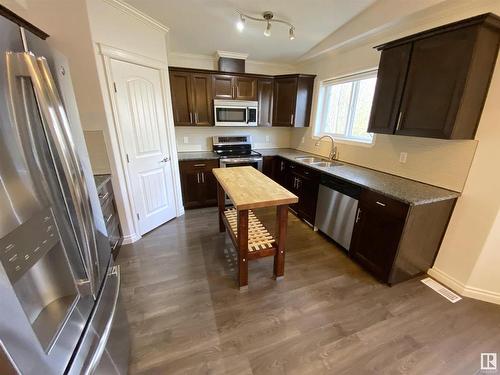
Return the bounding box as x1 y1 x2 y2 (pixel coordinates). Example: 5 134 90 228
212 166 298 210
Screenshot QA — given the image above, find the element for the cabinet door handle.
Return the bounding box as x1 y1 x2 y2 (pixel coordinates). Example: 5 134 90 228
201 172 205 183
195 112 199 123
196 172 200 184
355 208 362 223
396 112 403 131
281 161 285 171
376 201 387 207
290 113 294 125
194 163 206 167
189 112 193 123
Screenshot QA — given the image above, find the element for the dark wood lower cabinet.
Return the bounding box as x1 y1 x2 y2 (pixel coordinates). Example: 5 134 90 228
272 157 319 225
350 190 408 282
262 156 274 178
179 159 219 209
350 190 456 284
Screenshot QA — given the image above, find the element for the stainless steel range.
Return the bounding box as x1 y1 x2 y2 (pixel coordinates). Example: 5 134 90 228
213 135 263 171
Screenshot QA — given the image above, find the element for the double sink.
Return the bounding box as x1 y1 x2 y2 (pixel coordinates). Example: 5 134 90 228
294 156 343 169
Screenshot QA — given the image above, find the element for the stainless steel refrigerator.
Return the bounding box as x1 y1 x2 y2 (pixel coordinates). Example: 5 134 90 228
0 11 128 375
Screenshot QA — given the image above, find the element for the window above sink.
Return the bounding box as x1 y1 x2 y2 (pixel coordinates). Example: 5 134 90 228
314 70 377 145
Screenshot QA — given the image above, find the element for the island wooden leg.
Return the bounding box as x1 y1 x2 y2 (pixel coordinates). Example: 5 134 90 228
217 182 225 233
237 209 249 289
274 204 288 279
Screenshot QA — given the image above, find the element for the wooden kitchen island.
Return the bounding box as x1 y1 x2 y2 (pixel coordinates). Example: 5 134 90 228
213 166 298 289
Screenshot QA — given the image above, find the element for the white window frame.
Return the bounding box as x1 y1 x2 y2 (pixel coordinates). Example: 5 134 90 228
314 69 378 145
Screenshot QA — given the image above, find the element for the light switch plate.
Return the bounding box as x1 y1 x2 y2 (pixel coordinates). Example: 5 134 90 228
301 137 305 144
399 152 408 163
265 135 270 143
183 136 189 144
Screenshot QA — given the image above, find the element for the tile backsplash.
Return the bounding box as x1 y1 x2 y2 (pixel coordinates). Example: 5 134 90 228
175 127 292 151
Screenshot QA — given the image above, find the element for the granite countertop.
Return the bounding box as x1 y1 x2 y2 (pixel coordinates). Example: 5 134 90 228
177 151 219 161
94 174 111 191
177 148 460 206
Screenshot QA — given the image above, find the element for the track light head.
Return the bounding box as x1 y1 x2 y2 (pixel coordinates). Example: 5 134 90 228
236 14 245 32
264 21 272 37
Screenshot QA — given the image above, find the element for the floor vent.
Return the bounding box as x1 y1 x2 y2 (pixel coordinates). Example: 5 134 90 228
421 277 462 303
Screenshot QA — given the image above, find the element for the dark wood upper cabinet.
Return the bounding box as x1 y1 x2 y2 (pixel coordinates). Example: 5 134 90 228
273 77 297 127
367 44 411 135
368 13 500 140
191 74 213 126
397 26 479 138
234 76 257 100
273 75 315 127
257 78 274 126
212 74 234 99
213 75 257 100
169 70 213 126
169 67 315 128
169 71 193 126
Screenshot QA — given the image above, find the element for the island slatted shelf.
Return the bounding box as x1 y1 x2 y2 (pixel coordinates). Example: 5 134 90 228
213 166 298 289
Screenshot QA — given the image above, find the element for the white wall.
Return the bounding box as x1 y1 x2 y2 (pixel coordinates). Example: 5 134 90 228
429 55 500 304
168 52 295 152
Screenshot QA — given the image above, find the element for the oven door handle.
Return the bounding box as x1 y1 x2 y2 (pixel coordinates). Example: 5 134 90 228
221 157 263 164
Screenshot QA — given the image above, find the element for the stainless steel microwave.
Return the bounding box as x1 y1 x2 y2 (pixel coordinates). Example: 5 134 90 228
214 99 258 127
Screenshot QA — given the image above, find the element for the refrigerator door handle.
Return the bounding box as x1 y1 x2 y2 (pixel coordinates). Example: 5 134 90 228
7 52 100 297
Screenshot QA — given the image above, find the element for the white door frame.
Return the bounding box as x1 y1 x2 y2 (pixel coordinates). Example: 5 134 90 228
97 43 184 243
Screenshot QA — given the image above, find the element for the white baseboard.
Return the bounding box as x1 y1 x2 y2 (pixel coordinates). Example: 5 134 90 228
428 267 500 305
122 232 141 245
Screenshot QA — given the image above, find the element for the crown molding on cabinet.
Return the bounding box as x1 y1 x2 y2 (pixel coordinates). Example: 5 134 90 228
101 0 170 33
168 52 295 72
215 50 249 60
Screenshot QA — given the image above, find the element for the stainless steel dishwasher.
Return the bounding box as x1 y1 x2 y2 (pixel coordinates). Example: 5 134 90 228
314 175 362 251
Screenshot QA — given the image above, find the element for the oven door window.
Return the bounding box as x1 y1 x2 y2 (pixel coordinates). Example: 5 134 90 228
216 107 246 123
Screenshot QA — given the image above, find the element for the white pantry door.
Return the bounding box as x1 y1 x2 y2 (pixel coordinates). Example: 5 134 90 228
111 59 176 235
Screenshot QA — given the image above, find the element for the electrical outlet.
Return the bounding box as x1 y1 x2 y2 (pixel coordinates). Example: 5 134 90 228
265 135 270 143
183 136 189 144
399 152 408 163
301 137 305 144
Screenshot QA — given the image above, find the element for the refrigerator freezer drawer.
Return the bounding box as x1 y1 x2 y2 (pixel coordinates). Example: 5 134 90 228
68 265 129 375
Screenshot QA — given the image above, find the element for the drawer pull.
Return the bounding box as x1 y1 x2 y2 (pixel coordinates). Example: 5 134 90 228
98 192 109 201
106 213 114 224
194 163 206 167
376 201 387 207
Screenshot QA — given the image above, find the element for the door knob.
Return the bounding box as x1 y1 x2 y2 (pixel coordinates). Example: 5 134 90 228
160 156 170 163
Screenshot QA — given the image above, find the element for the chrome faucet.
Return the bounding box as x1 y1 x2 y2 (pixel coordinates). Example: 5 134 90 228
315 135 338 160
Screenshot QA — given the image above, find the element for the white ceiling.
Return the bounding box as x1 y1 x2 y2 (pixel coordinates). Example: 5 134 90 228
123 0 376 63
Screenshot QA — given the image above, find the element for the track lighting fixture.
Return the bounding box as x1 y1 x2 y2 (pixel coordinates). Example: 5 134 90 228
236 10 295 40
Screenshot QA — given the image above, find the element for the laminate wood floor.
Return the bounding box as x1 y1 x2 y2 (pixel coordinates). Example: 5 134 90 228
117 207 500 375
